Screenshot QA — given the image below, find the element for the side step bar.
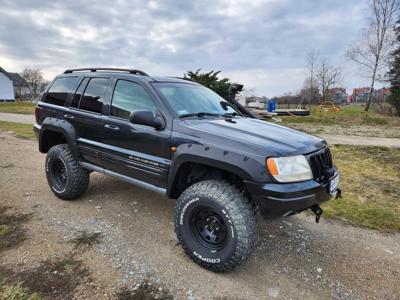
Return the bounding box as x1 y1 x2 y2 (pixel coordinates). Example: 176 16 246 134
80 162 167 195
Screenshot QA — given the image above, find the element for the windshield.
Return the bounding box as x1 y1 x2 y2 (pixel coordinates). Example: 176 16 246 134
153 83 240 117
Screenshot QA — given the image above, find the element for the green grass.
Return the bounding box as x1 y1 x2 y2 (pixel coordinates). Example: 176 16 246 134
0 283 41 300
322 145 400 232
0 102 35 114
0 121 35 139
0 225 10 237
276 104 400 127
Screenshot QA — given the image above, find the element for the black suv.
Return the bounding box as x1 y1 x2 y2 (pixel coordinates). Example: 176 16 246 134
34 68 340 272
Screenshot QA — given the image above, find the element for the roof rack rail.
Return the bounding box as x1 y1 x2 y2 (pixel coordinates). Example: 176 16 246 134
63 68 148 76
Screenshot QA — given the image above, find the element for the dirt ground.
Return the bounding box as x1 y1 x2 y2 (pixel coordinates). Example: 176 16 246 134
0 112 35 124
0 132 399 300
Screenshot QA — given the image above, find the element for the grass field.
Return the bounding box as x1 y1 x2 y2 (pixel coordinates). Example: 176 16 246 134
0 121 35 139
0 102 35 114
276 104 400 127
323 145 400 232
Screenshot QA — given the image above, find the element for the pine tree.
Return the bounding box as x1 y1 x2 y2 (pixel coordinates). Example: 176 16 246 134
184 69 232 99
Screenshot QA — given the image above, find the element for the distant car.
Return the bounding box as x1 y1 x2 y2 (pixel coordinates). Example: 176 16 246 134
33 68 340 272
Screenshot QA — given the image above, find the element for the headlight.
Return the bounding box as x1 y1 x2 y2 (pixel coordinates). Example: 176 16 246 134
266 155 313 183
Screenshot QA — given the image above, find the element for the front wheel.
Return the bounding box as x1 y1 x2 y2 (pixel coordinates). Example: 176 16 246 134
174 180 258 272
45 144 89 200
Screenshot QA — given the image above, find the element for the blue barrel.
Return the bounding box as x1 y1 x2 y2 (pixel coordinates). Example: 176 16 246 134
267 100 273 112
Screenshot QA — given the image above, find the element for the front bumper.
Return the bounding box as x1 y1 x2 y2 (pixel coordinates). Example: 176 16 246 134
244 171 339 218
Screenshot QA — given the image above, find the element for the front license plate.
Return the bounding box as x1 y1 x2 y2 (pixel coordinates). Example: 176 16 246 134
329 174 340 195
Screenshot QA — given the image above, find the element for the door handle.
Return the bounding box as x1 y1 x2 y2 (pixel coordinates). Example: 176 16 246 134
104 124 119 131
64 114 74 120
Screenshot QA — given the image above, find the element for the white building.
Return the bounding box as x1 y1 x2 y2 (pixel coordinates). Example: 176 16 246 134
246 96 268 109
0 67 30 101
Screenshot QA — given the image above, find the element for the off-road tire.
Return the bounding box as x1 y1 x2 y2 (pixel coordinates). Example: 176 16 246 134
45 144 89 200
174 180 258 272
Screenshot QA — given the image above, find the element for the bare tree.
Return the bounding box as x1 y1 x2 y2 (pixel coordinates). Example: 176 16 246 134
347 0 397 111
316 58 342 102
20 68 45 97
301 77 319 104
306 50 320 106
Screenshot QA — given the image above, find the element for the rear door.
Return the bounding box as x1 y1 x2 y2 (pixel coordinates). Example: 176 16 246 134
67 77 111 167
40 76 79 121
101 79 171 188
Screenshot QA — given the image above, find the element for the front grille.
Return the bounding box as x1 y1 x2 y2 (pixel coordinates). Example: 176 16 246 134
307 147 333 182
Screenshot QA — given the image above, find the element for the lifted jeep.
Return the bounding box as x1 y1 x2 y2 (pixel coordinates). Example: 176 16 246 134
33 67 340 272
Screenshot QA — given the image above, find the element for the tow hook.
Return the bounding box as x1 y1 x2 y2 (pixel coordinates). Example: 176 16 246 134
311 205 323 223
335 188 342 199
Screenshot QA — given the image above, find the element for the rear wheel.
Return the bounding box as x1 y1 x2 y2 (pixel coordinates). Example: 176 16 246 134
174 180 258 272
45 144 89 200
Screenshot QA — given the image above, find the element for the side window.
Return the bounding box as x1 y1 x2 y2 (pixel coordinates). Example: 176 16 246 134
111 80 157 119
78 78 109 113
71 78 89 108
44 77 77 106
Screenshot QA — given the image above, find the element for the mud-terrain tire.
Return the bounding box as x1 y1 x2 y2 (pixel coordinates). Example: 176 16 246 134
174 180 258 272
45 144 89 200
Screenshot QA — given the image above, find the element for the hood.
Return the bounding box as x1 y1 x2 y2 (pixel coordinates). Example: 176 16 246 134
177 117 326 156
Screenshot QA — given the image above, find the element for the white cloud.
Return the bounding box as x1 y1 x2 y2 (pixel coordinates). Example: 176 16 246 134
226 68 306 97
0 0 373 95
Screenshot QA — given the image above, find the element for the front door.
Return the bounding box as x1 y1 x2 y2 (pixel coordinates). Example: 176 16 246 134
101 79 171 188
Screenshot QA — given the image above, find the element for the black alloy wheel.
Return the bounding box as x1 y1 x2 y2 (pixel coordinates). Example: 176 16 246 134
190 206 228 251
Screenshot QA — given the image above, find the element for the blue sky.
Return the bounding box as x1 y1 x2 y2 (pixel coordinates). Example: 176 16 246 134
0 0 375 96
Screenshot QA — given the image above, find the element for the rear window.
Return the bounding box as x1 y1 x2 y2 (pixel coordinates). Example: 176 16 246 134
71 78 89 108
78 78 109 113
44 77 77 106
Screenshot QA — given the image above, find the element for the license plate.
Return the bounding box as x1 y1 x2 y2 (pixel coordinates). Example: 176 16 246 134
329 174 340 195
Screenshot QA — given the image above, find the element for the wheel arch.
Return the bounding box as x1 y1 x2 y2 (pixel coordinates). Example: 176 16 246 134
167 153 254 199
39 118 78 156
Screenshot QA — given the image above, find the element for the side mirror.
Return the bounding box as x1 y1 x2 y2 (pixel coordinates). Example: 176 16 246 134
129 110 165 129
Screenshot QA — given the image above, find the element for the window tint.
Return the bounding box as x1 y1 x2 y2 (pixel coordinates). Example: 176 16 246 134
44 77 77 106
111 80 156 119
153 83 238 117
79 78 109 113
71 78 89 108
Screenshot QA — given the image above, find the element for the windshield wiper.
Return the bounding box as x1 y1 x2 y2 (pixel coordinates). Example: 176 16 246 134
223 112 240 117
179 112 222 119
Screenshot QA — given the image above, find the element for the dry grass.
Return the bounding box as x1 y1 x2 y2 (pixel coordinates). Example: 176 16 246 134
0 121 35 139
0 282 41 300
323 145 400 232
276 104 400 127
0 102 35 114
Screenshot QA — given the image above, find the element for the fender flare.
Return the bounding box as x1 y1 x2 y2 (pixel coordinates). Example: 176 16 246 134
166 143 266 198
39 117 79 156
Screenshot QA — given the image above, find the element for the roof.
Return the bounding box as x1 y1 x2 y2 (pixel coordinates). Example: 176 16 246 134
8 72 29 87
0 67 29 87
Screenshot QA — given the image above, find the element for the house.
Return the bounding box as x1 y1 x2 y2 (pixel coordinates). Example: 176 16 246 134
351 87 391 103
0 67 30 101
374 87 390 101
351 87 371 102
326 88 348 104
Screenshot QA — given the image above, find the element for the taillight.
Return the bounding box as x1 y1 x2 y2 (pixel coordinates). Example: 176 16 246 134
35 105 43 124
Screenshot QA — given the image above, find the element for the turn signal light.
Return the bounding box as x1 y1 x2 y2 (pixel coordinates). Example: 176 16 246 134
266 158 278 176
